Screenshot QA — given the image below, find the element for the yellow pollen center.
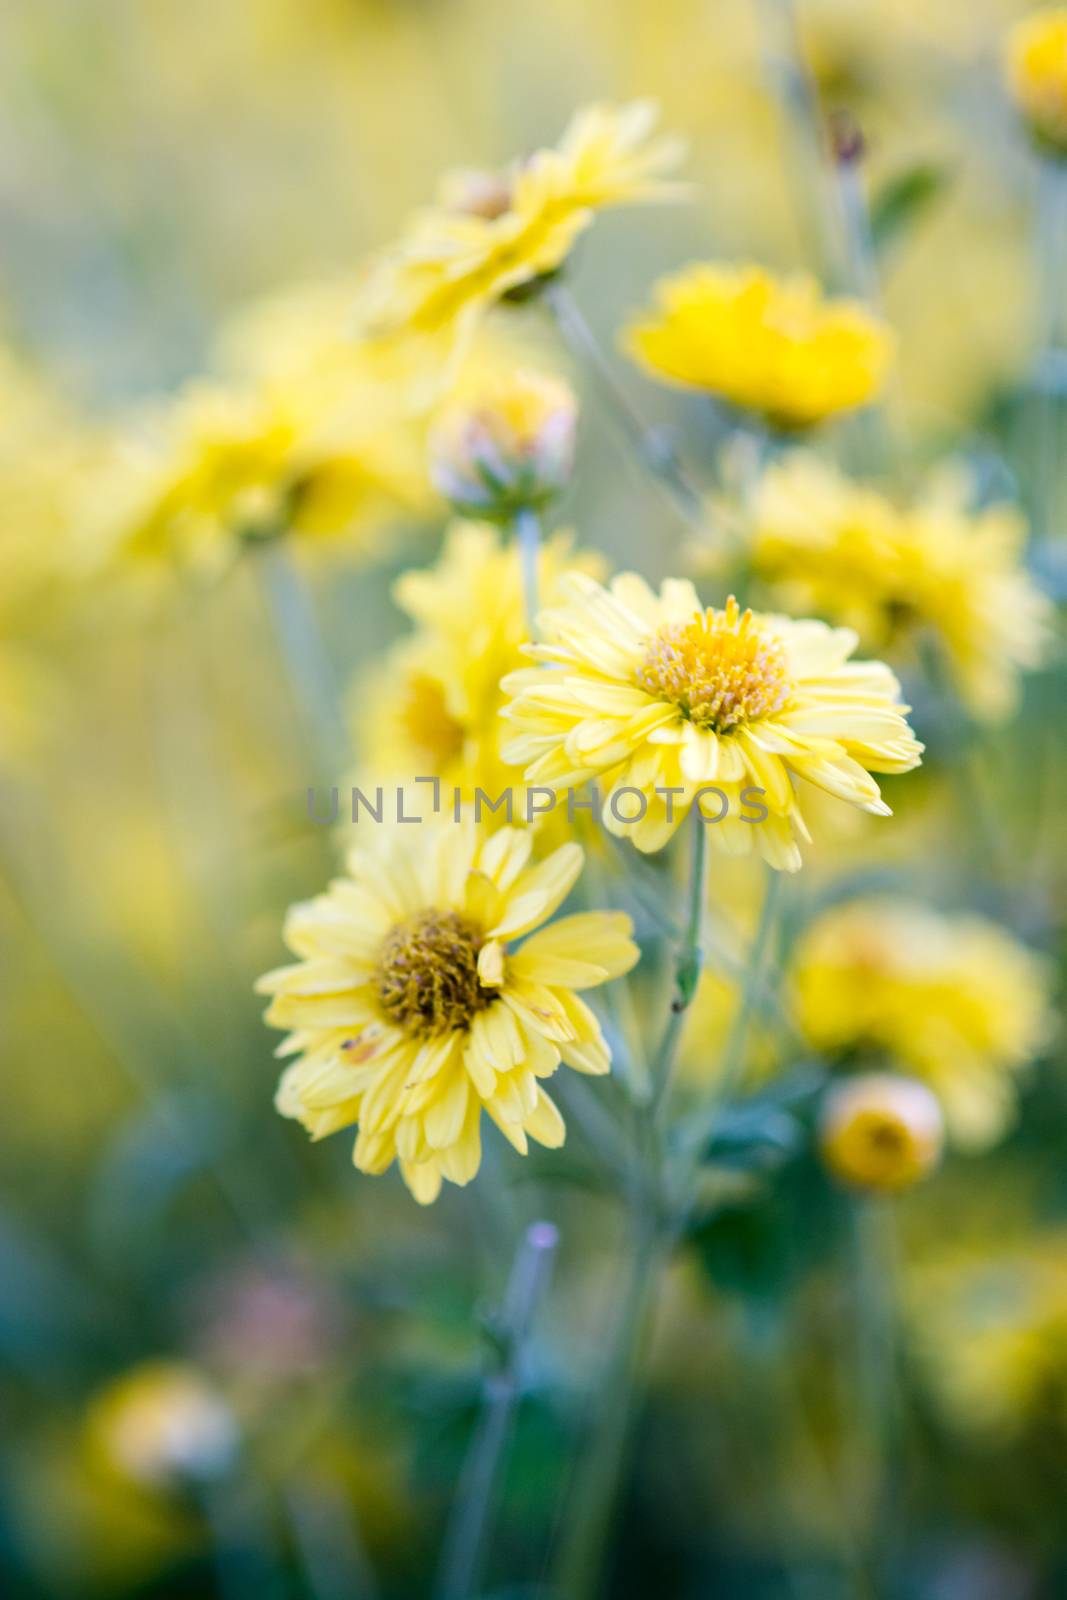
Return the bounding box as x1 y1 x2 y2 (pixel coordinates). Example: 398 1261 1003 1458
375 909 495 1037
635 598 792 731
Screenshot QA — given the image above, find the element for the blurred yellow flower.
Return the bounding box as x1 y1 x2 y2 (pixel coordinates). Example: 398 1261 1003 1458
746 453 1052 721
1006 9 1067 155
101 372 430 584
819 1072 944 1192
87 1363 238 1491
362 101 685 383
792 899 1055 1148
917 1233 1067 1438
624 263 893 429
256 819 638 1204
429 367 577 519
354 521 602 813
501 575 922 866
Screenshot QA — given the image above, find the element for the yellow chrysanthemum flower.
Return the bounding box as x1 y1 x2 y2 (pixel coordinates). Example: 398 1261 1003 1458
819 1072 944 1193
916 1233 1067 1439
256 820 639 1204
1006 9 1067 155
103 371 431 584
624 263 893 429
354 522 603 816
362 101 685 383
500 573 922 868
792 899 1055 1148
746 453 1052 721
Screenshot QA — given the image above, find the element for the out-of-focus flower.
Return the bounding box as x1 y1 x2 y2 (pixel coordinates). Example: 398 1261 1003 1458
87 1363 238 1491
820 1072 944 1192
746 454 1052 721
623 263 893 429
916 1233 1067 1438
501 574 922 865
361 101 685 384
792 899 1055 1148
96 372 431 585
429 368 577 519
256 820 639 1203
354 521 601 814
1006 10 1067 156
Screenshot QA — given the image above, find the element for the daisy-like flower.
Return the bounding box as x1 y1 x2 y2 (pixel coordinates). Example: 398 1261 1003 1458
500 573 922 868
256 820 639 1204
791 899 1055 1148
746 453 1052 720
623 262 893 430
1006 9 1067 156
361 101 685 385
353 522 603 817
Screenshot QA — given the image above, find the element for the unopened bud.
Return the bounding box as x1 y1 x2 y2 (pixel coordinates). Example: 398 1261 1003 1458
429 370 578 520
1006 10 1067 157
820 1072 944 1193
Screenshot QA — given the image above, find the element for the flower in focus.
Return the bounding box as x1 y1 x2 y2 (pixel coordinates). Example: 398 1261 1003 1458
429 368 577 519
819 1072 944 1192
623 263 893 429
916 1233 1067 1438
87 1363 238 1491
1006 10 1067 156
745 453 1052 721
361 101 685 383
353 522 602 816
792 899 1055 1147
256 819 639 1203
501 573 922 866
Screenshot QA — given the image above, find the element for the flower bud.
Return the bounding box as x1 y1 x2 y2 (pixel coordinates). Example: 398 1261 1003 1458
429 370 577 520
88 1361 239 1490
819 1073 944 1194
1006 10 1067 157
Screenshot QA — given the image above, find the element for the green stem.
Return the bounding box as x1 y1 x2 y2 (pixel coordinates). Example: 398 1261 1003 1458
852 1195 900 1595
552 1211 667 1600
513 504 542 636
1033 159 1067 543
256 537 349 781
435 1220 559 1600
545 283 708 531
652 813 708 1126
688 867 782 1135
757 0 837 279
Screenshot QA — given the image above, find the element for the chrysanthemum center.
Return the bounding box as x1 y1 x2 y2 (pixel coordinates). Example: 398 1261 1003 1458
635 598 792 731
375 910 494 1036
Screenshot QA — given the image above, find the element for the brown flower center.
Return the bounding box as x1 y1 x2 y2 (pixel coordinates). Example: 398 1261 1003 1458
635 596 792 732
375 910 495 1036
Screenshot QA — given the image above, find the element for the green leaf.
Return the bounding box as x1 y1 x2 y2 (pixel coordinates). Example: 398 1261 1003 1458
871 163 951 259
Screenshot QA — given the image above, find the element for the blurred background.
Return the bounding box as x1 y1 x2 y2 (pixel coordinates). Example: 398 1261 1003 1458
2 1 1066 1597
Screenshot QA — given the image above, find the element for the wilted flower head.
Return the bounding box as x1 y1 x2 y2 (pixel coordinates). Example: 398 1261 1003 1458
746 453 1052 721
1006 10 1067 155
360 101 685 384
624 263 893 430
256 819 638 1204
820 1072 944 1192
87 1362 238 1491
429 369 577 519
501 573 922 866
793 899 1055 1148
